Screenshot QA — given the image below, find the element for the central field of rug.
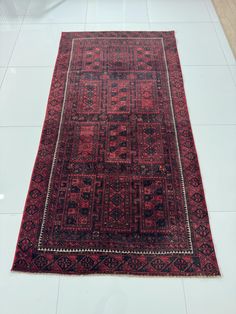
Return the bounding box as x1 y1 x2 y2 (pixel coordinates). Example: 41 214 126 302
12 31 220 276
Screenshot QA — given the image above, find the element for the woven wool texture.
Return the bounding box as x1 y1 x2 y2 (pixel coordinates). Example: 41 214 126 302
12 32 220 276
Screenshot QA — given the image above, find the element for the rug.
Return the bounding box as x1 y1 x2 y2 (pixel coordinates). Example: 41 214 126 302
12 31 220 276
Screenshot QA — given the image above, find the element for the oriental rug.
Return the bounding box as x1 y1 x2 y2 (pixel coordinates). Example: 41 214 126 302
12 31 220 276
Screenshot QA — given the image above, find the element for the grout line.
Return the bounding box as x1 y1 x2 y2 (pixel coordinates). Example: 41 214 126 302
192 123 236 126
149 21 213 24
55 277 61 314
210 17 234 64
202 0 219 23
209 211 236 213
0 213 22 215
21 22 86 26
0 125 42 128
182 64 230 67
211 21 236 85
202 0 215 22
0 25 23 89
10 21 216 25
84 0 89 28
24 0 32 17
1 0 29 73
226 63 236 88
212 21 234 63
146 0 151 29
0 67 7 89
229 66 236 88
181 280 190 314
5 65 54 68
123 0 126 28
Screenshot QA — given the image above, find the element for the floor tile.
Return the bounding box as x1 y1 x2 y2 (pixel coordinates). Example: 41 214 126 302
0 67 6 86
182 66 236 124
124 23 150 31
0 127 41 213
9 24 84 67
58 276 186 314
9 24 60 66
148 0 211 22
0 215 21 271
230 65 236 86
0 0 30 24
214 22 236 66
204 0 219 22
150 23 226 65
87 0 124 23
85 23 125 31
0 14 23 24
0 0 30 17
0 67 53 126
192 126 236 213
0 25 20 66
0 214 59 314
184 212 236 314
125 0 149 23
85 23 150 31
24 0 87 24
87 0 149 24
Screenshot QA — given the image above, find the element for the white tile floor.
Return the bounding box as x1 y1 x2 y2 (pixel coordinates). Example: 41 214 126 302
0 0 235 313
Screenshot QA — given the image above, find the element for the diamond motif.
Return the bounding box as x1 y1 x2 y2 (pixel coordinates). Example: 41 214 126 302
111 194 123 206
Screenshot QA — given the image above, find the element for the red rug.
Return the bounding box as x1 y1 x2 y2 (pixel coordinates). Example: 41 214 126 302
12 31 220 276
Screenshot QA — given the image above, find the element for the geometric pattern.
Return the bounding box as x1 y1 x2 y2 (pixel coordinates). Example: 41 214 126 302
12 32 220 276
138 123 164 163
